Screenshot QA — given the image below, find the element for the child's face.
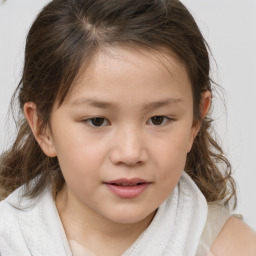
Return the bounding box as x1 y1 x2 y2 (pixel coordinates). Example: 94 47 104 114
46 47 198 224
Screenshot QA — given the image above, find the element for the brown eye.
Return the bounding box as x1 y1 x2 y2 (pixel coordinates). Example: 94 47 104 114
150 116 165 125
88 117 108 127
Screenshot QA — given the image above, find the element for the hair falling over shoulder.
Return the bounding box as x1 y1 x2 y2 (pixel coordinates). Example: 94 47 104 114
0 0 236 207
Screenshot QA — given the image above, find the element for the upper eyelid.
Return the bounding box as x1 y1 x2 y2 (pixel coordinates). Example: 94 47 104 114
82 116 107 121
149 115 174 120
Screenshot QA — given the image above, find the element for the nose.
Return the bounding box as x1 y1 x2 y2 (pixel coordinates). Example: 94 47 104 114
109 126 148 166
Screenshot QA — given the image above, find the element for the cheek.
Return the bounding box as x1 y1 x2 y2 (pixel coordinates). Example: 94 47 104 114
151 128 192 179
52 129 107 182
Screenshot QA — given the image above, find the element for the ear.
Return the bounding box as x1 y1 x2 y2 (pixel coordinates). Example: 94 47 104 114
24 102 57 157
187 90 211 153
200 90 211 119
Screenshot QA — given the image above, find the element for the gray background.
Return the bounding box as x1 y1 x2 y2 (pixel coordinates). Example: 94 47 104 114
0 0 255 228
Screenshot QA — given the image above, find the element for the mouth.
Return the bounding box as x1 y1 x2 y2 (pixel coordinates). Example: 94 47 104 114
105 178 150 186
104 178 151 198
106 182 147 187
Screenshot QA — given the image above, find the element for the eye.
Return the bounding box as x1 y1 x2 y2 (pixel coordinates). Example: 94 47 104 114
84 117 109 127
148 116 171 126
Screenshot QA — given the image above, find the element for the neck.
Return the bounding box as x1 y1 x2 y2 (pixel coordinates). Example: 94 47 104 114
56 184 156 255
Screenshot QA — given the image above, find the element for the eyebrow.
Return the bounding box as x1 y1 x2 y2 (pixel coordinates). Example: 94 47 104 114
143 98 183 111
70 98 112 108
70 98 183 110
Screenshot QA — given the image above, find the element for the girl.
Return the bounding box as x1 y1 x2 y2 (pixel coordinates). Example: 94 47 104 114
0 0 255 255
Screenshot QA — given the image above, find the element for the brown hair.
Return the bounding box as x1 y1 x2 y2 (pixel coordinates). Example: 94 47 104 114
0 0 236 207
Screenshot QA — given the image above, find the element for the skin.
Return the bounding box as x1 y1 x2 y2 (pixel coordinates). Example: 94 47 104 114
24 47 256 255
211 216 256 256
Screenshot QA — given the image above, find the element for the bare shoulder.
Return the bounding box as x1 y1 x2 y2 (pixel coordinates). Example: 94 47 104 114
211 216 256 256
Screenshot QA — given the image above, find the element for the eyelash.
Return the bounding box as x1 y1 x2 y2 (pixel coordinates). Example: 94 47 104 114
82 116 174 127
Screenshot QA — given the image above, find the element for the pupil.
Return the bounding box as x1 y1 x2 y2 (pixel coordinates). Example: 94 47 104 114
92 118 104 126
151 116 164 125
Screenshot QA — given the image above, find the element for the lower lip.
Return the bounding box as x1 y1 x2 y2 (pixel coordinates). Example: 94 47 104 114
105 183 150 199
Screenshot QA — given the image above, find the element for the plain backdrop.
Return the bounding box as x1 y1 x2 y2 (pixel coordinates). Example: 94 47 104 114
0 0 255 229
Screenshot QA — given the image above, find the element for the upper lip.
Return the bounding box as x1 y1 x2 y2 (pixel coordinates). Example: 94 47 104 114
104 178 151 186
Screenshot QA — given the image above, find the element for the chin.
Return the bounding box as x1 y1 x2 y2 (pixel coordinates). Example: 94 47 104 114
106 208 156 225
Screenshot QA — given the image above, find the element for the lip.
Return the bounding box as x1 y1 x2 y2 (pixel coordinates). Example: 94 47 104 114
104 178 151 199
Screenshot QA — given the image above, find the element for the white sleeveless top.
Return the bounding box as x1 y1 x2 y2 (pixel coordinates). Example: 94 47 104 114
58 203 237 256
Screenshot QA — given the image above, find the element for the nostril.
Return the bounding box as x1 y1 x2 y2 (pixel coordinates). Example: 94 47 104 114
109 134 148 166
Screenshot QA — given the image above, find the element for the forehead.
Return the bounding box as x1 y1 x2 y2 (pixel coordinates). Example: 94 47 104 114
63 46 192 106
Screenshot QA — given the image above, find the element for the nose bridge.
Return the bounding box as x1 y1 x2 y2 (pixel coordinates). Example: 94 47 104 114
110 124 147 165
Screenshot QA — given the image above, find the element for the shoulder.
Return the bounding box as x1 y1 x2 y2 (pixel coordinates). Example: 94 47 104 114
211 216 256 256
0 185 57 254
0 184 41 231
0 194 20 250
0 187 25 233
0 194 16 222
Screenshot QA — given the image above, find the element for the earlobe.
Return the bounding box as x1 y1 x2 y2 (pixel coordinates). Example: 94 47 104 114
24 102 57 157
